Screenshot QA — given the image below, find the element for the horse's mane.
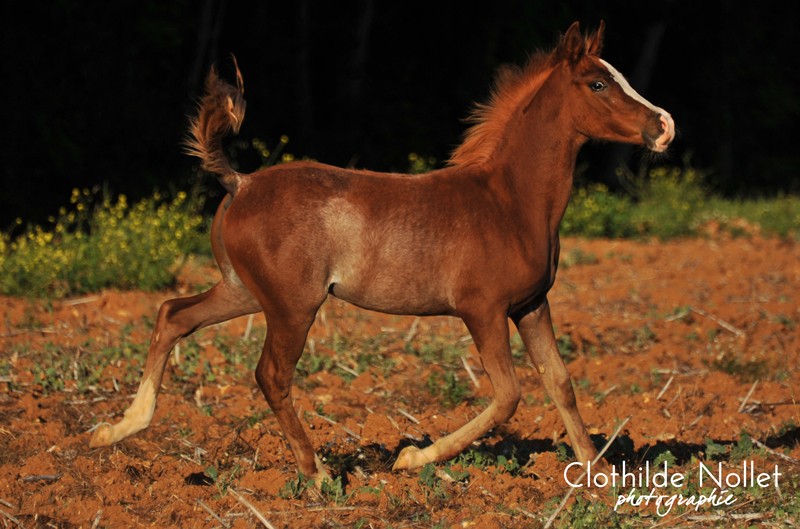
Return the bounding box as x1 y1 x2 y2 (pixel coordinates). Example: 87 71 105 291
448 50 559 167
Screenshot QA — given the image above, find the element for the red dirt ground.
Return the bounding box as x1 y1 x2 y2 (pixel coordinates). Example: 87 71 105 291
1 235 798 528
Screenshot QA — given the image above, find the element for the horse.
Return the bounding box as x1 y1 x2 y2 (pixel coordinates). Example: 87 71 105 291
90 21 674 483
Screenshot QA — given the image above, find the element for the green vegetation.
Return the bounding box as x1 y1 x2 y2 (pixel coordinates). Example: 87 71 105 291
426 369 472 408
563 165 800 239
0 187 207 297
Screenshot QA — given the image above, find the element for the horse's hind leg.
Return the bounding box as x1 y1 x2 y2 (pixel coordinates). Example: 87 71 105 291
90 280 260 447
253 304 330 482
512 300 598 464
393 310 521 470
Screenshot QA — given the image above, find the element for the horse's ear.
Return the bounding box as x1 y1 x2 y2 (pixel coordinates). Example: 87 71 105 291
587 20 605 56
561 21 586 64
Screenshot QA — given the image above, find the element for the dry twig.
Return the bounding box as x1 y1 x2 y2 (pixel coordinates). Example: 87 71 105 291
228 488 276 529
752 438 800 464
460 355 480 388
90 509 103 529
656 375 674 400
404 317 421 345
197 499 230 528
397 408 420 425
308 411 362 440
0 507 23 528
690 306 744 337
243 314 255 341
737 380 759 413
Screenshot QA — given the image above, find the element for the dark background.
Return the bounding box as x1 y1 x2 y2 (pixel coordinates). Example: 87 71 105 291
3 1 798 225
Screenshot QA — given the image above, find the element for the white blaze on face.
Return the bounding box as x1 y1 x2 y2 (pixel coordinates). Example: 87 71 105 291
599 58 675 150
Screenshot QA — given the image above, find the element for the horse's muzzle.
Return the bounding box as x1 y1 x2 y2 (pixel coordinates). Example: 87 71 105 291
646 110 675 153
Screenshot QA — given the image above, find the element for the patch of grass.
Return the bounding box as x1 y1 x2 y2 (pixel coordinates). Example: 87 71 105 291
417 464 451 504
552 494 635 529
426 370 472 408
510 332 527 361
25 336 144 395
297 351 334 377
453 447 523 476
561 248 600 268
633 324 656 349
414 336 467 366
556 333 577 363
707 350 769 382
563 163 799 240
702 194 800 238
279 473 313 499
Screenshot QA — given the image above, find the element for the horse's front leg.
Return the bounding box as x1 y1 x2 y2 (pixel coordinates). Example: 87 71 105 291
512 299 598 464
393 310 520 470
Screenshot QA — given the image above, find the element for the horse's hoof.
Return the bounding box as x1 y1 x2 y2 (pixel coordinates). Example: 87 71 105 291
89 423 114 448
309 454 332 487
392 445 424 471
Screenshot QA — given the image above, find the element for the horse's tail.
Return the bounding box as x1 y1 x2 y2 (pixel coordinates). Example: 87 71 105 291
184 57 246 195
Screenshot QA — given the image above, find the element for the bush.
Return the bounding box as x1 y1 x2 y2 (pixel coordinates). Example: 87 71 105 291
562 165 714 240
700 194 800 238
0 188 207 297
561 183 635 238
629 165 708 239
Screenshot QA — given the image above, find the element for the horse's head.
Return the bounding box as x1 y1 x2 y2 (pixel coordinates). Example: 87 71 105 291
556 21 675 152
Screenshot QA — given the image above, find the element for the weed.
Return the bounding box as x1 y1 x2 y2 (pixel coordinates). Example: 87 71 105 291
730 431 754 462
552 494 632 529
652 449 676 468
418 464 449 504
561 248 600 268
297 352 334 377
426 370 471 408
555 443 571 463
707 350 769 382
319 476 349 505
556 333 576 362
415 336 467 366
510 332 526 361
279 473 312 499
704 438 728 460
245 409 272 428
633 324 656 349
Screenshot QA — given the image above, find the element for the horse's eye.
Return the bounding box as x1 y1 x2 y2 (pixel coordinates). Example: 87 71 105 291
589 80 607 92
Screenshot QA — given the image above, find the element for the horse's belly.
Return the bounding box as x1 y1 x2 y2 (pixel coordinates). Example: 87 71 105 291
329 272 454 316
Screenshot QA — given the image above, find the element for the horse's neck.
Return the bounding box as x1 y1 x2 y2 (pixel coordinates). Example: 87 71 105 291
497 85 584 237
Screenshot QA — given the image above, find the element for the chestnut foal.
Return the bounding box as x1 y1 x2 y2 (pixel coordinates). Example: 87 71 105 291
91 22 674 482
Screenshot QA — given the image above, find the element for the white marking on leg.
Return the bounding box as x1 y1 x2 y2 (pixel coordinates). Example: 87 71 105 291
122 377 157 432
92 377 157 446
